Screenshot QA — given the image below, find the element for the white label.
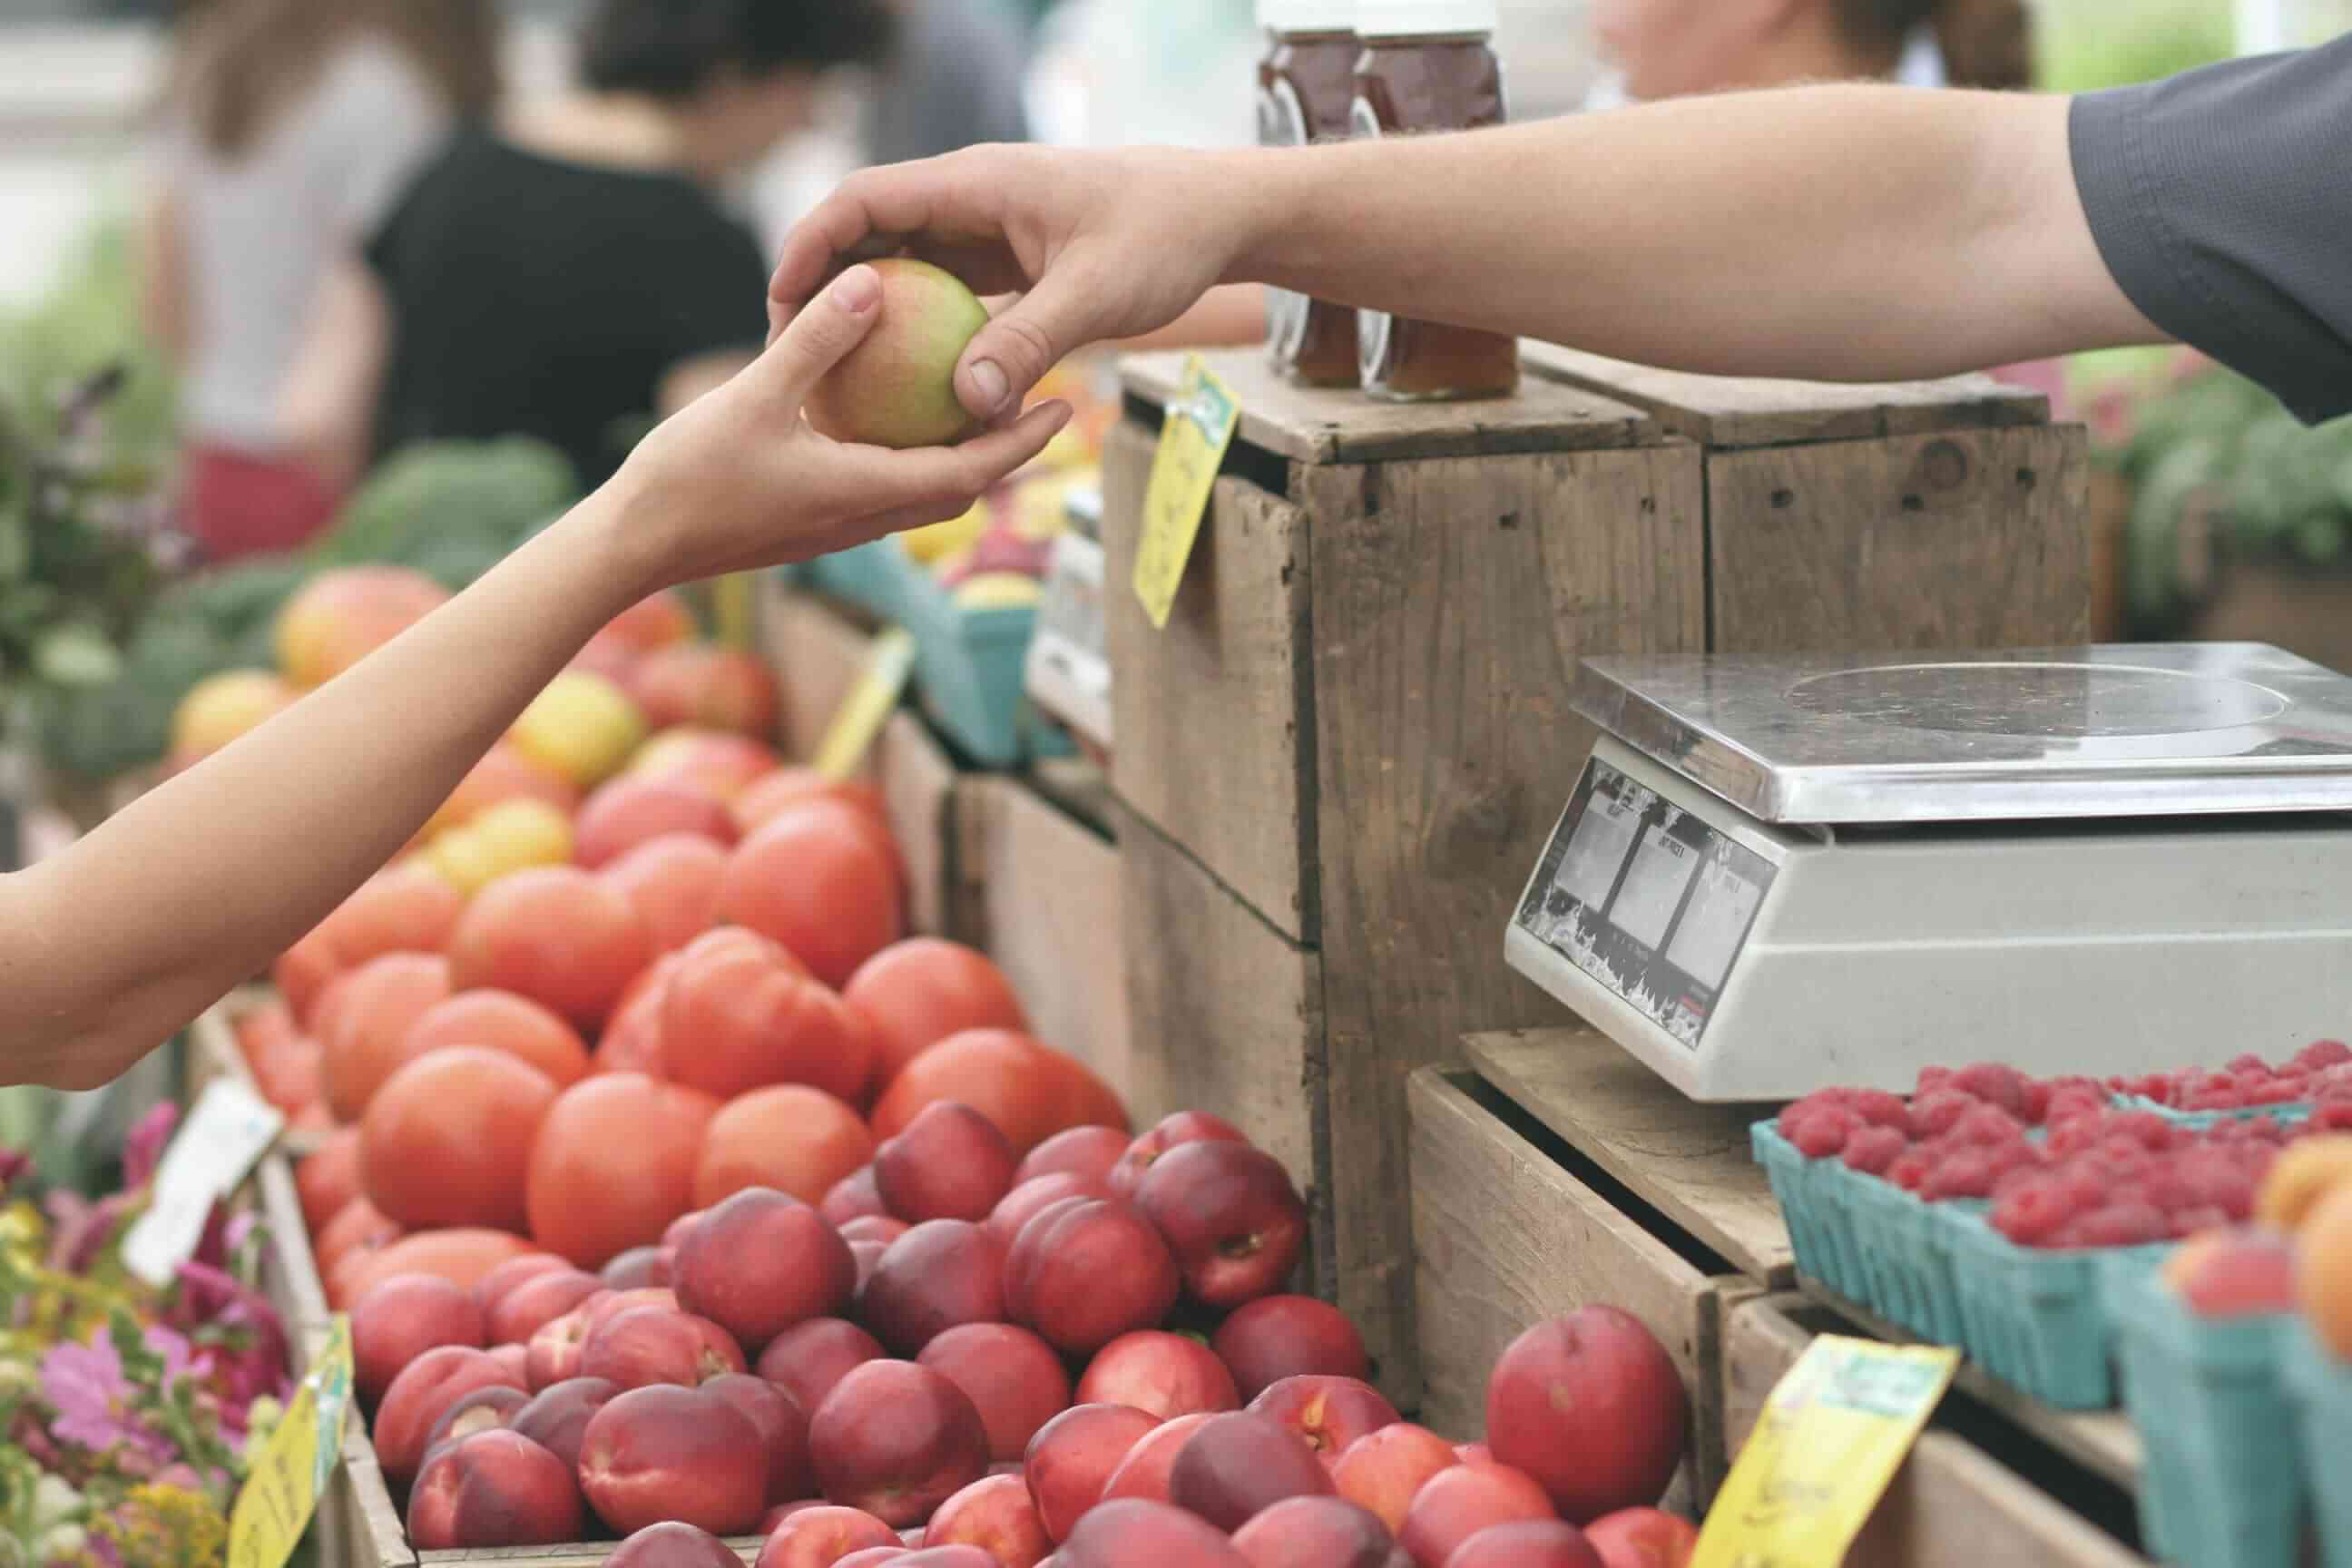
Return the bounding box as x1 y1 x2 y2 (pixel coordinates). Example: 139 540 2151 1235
1666 859 1766 992
122 1078 284 1286
1608 825 1699 951
1556 793 1641 909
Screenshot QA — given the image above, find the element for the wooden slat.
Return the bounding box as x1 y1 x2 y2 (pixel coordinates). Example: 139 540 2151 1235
1120 348 1657 465
1102 421 1319 939
759 574 879 764
1408 1069 1744 1506
1308 442 1709 1412
1465 1029 1794 1287
1522 341 2049 448
873 710 958 937
1708 426 2092 653
955 777 1132 1101
1721 1296 2152 1568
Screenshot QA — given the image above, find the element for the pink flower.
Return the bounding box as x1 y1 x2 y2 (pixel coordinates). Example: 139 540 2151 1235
0 1144 28 1191
172 1261 292 1417
123 1102 179 1190
41 1332 168 1461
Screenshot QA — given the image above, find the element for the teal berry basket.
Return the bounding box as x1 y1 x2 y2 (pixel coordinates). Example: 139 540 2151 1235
2110 1260 2309 1568
2110 1093 2315 1132
890 555 1073 769
1753 1123 1874 1308
1847 1176 1975 1346
2283 1322 2352 1568
1944 1210 2172 1410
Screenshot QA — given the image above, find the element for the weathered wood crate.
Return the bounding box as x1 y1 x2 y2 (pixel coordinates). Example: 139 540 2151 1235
1102 347 2087 1407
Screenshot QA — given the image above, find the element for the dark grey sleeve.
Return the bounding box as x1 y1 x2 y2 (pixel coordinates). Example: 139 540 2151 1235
2069 34 2352 426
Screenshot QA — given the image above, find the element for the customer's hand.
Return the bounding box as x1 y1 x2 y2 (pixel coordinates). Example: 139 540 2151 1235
619 262 1072 589
769 145 1247 425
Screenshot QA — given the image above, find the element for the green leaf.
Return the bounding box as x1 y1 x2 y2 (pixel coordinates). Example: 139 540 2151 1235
33 624 122 686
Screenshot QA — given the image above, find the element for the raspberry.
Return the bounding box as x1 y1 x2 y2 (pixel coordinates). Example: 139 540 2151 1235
2227 1053 2271 1076
1992 1180 2077 1246
1790 1107 1859 1160
1916 1066 1955 1098
2314 1102 2352 1132
2112 1112 2180 1153
1886 1152 1933 1193
2073 1202 2169 1248
1923 1149 1996 1200
1841 1125 1909 1176
2249 1079 2306 1106
1982 1142 2044 1181
2297 1039 2352 1072
1911 1091 1976 1139
1849 1091 1912 1132
2048 1113 2112 1160
1955 1103 2027 1149
2021 1078 2055 1125
1954 1063 2028 1117
2045 1088 2108 1130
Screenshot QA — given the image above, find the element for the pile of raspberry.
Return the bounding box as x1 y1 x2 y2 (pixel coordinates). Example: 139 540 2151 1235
2107 1039 2352 1122
1774 1059 2320 1251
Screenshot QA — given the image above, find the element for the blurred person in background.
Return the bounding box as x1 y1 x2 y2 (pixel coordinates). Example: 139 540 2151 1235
1590 0 2031 105
293 0 891 495
864 0 1032 166
145 0 498 564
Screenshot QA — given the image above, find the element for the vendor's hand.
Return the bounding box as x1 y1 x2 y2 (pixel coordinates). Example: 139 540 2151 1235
618 262 1072 587
769 145 1244 424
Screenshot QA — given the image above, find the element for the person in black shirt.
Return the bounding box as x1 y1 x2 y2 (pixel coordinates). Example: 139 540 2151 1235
288 0 891 492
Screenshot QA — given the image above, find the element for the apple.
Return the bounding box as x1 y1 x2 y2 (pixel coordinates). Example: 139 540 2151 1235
804 260 992 450
1485 1310 1687 1524
1133 1142 1308 1307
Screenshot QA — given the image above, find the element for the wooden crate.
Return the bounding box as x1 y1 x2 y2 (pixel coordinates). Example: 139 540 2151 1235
186 986 332 1162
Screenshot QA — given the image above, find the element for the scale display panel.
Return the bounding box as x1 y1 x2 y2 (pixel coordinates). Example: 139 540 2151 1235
1514 755 1778 1051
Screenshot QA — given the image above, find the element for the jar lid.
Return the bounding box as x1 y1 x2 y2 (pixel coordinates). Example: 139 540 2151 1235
1257 0 1356 29
1356 0 1496 34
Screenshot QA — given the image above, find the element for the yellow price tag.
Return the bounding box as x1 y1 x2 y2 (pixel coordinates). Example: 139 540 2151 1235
1132 357 1241 630
1691 1336 1958 1568
229 1316 355 1568
712 573 757 651
814 627 916 781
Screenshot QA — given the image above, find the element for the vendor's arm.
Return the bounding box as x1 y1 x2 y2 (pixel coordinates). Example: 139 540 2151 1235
0 267 1070 1093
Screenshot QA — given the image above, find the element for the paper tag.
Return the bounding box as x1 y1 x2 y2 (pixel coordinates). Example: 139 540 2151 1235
229 1317 355 1568
1024 533 1112 748
813 627 916 781
1692 1336 1958 1568
1132 357 1240 631
712 572 756 650
121 1078 284 1287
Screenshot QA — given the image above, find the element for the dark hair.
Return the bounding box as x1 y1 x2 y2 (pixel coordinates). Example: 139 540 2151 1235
172 0 499 157
1833 0 2032 90
579 0 894 101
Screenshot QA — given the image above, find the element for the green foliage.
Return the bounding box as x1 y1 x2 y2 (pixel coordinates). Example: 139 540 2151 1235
309 436 580 590
2036 0 2235 93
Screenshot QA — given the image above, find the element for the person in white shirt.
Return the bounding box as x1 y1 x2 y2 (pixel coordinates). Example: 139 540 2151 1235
144 0 497 563
1586 0 2029 107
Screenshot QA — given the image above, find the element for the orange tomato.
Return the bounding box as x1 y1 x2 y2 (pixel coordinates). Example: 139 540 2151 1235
598 835 729 955
446 867 652 1031
276 867 464 1027
524 1073 719 1268
314 1197 404 1276
693 1084 876 1209
573 776 736 870
730 769 890 842
405 991 590 1088
319 953 453 1122
626 645 780 738
871 1029 1129 1155
297 1128 365 1235
844 939 1029 1093
659 927 872 1103
712 802 903 989
629 729 780 801
425 744 582 841
333 1228 539 1310
362 1047 560 1232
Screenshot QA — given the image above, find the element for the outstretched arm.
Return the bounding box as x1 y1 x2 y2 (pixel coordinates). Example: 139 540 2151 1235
1 265 1071 1092
772 86 2161 421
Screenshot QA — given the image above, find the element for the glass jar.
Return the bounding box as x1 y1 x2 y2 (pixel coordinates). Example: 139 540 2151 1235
1258 1 1361 386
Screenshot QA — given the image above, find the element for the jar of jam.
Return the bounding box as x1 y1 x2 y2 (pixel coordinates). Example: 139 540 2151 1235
1352 0 1519 401
1258 0 1360 387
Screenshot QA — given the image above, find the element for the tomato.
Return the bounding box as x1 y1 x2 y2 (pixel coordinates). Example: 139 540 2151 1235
871 1029 1130 1155
844 939 1030 1093
693 1085 875 1209
592 956 679 1077
599 835 729 955
334 1228 538 1310
314 1197 404 1276
406 991 590 1088
319 953 453 1122
712 802 903 988
573 777 736 869
626 645 780 738
362 1047 559 1232
297 1128 364 1235
525 1073 719 1268
446 867 652 1031
629 729 779 801
659 927 873 1103
730 768 891 843
425 744 582 841
276 867 463 1026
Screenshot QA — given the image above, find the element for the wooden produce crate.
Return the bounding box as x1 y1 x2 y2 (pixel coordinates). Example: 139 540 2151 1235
186 985 331 1161
1102 347 2088 1408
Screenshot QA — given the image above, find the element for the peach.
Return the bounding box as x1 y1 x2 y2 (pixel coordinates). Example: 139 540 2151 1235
870 1028 1128 1156
1335 1425 1459 1534
575 776 737 868
377 1346 525 1485
1448 1523 1607 1568
850 1240 888 1298
760 1318 887 1418
1582 1509 1700 1568
1014 1127 1132 1191
582 1384 769 1535
1247 1376 1399 1463
841 1216 909 1246
986 1173 1113 1253
448 867 652 1032
663 1211 705 1250
2258 1134 2352 1233
2298 1181 2352 1358
629 644 781 739
603 1247 673 1290
894 1550 990 1568
407 1429 583 1549
596 592 698 657
352 1273 485 1403
487 1343 531 1384
423 1385 532 1455
708 1372 815 1506
1099 1412 1214 1506
1134 1142 1307 1308
1022 1404 1161 1544
923 1474 1051 1567
1399 1464 1557 1568
1004 1198 1179 1355
825 1167 890 1226
754 1504 901 1568
1485 1310 1687 1524
1230 1497 1409 1568
1076 1333 1240 1422
579 1305 746 1390
860 1221 1007 1357
1458 1445 1491 1465
810 1360 991 1528
525 1303 609 1391
1167 1411 1334 1532
424 743 582 843
832 1552 907 1568
1056 1498 1250 1568
276 565 448 689
674 1189 858 1351
917 1324 1072 1464
600 834 730 956
2161 1228 2300 1317
1215 1296 1369 1402
488 1269 606 1347
1110 1112 1250 1201
875 1102 1019 1224
511 1377 621 1473
804 260 990 450
605 1522 744 1568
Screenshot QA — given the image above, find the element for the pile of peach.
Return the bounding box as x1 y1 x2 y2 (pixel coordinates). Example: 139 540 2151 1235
348 1108 1700 1568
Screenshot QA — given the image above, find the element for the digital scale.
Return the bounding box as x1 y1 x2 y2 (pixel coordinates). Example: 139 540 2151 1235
1504 644 2352 1101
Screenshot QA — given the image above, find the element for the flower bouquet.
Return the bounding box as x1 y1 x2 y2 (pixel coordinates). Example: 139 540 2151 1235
0 1103 296 1568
